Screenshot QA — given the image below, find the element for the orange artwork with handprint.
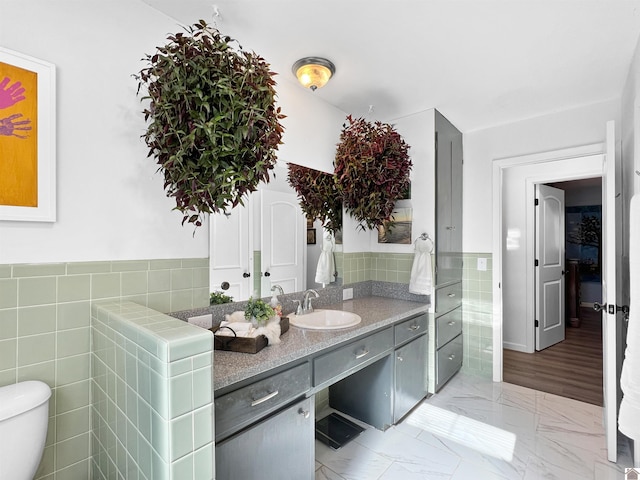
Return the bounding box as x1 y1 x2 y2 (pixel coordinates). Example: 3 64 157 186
0 61 38 207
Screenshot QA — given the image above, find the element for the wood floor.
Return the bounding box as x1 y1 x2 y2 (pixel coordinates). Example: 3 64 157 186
503 307 603 406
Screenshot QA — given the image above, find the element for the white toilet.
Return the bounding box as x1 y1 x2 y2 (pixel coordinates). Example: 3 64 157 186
0 381 52 480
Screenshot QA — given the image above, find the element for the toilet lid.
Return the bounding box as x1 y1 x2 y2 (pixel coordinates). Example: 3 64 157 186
0 381 51 421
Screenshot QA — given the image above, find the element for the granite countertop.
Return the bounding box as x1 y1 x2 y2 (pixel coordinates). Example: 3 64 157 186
213 296 430 392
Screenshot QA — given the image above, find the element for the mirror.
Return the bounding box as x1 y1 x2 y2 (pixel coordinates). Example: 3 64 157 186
209 163 343 302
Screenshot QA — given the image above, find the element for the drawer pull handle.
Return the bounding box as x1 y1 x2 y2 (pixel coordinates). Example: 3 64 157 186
298 408 310 419
355 349 370 359
251 390 279 407
448 293 456 298
408 324 420 331
448 354 456 361
447 321 456 326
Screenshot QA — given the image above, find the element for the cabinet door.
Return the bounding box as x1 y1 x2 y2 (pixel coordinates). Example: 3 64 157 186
435 110 463 285
215 397 315 480
394 334 428 423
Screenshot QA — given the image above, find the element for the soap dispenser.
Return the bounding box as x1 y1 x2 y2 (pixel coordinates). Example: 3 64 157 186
270 285 284 317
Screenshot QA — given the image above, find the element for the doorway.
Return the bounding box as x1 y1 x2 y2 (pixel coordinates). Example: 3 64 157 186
503 177 604 405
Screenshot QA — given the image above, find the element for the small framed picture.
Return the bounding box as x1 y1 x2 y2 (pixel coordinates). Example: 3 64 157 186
307 228 316 244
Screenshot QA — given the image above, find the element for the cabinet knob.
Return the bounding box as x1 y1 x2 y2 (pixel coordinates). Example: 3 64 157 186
397 355 404 362
264 271 271 277
448 354 456 361
448 293 456 298
447 321 456 326
298 408 310 419
408 324 420 331
242 272 250 278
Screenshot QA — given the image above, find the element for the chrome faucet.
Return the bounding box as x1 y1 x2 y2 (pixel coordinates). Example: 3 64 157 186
301 289 319 314
271 284 284 296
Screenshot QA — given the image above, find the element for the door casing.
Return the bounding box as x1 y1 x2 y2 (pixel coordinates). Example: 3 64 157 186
492 143 604 373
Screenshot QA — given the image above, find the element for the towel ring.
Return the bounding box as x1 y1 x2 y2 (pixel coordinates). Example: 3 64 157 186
415 233 434 253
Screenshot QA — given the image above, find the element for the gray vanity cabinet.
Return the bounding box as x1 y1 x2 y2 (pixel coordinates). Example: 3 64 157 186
214 362 313 480
435 110 463 286
215 396 315 480
394 332 428 422
432 110 463 392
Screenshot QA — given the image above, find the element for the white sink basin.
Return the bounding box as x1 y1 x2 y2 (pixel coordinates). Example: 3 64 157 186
289 309 362 330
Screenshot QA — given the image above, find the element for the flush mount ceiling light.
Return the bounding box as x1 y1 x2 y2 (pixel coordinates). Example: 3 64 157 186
292 57 336 91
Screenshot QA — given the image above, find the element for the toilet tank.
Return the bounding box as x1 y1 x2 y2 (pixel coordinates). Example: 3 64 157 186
0 381 52 480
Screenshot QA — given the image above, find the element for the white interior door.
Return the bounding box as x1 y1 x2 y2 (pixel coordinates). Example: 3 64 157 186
261 190 305 296
535 184 566 351
209 205 252 301
602 120 621 462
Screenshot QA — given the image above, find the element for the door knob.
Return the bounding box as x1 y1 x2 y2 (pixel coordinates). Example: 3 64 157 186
593 302 606 312
220 281 230 290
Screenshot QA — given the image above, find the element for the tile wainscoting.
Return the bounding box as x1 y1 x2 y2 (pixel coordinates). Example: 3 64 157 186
0 258 209 480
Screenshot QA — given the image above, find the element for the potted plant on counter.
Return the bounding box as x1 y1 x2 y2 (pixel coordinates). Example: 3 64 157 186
244 298 275 327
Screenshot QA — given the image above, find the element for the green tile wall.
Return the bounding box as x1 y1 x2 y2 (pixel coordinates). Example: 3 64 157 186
90 301 214 480
461 253 493 377
253 251 261 297
0 258 209 480
342 252 413 285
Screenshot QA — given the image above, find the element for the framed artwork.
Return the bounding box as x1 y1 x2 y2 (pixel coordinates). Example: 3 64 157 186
0 48 56 222
377 207 412 244
307 228 316 245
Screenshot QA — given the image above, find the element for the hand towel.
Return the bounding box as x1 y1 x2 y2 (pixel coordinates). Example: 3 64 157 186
409 236 433 295
315 233 335 286
225 311 246 323
619 194 640 441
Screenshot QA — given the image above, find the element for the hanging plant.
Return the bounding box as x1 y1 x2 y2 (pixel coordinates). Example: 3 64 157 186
334 115 412 230
287 163 342 235
136 20 285 227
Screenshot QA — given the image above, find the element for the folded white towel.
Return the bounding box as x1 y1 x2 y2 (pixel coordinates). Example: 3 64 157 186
315 233 335 285
225 311 246 323
219 320 252 332
619 194 640 441
409 237 433 295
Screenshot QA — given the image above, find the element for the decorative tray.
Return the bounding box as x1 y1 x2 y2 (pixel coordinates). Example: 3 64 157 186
210 317 289 354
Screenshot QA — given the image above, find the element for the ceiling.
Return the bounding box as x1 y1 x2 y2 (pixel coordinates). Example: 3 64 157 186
143 0 640 132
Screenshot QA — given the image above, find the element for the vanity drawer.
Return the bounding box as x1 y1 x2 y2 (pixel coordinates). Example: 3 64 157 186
394 313 428 346
436 307 462 348
314 328 393 386
215 362 310 441
435 282 462 314
436 334 463 390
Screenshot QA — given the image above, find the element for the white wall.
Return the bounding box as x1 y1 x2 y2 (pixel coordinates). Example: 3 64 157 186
622 32 640 199
464 99 621 254
0 0 347 265
0 1 208 264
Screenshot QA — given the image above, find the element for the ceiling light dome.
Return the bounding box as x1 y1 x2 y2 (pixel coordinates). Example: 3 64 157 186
292 57 335 91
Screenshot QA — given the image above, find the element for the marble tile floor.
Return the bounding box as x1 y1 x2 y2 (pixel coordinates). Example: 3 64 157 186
315 372 635 480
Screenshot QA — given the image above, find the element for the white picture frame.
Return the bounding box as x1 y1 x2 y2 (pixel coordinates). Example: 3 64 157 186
0 47 56 222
